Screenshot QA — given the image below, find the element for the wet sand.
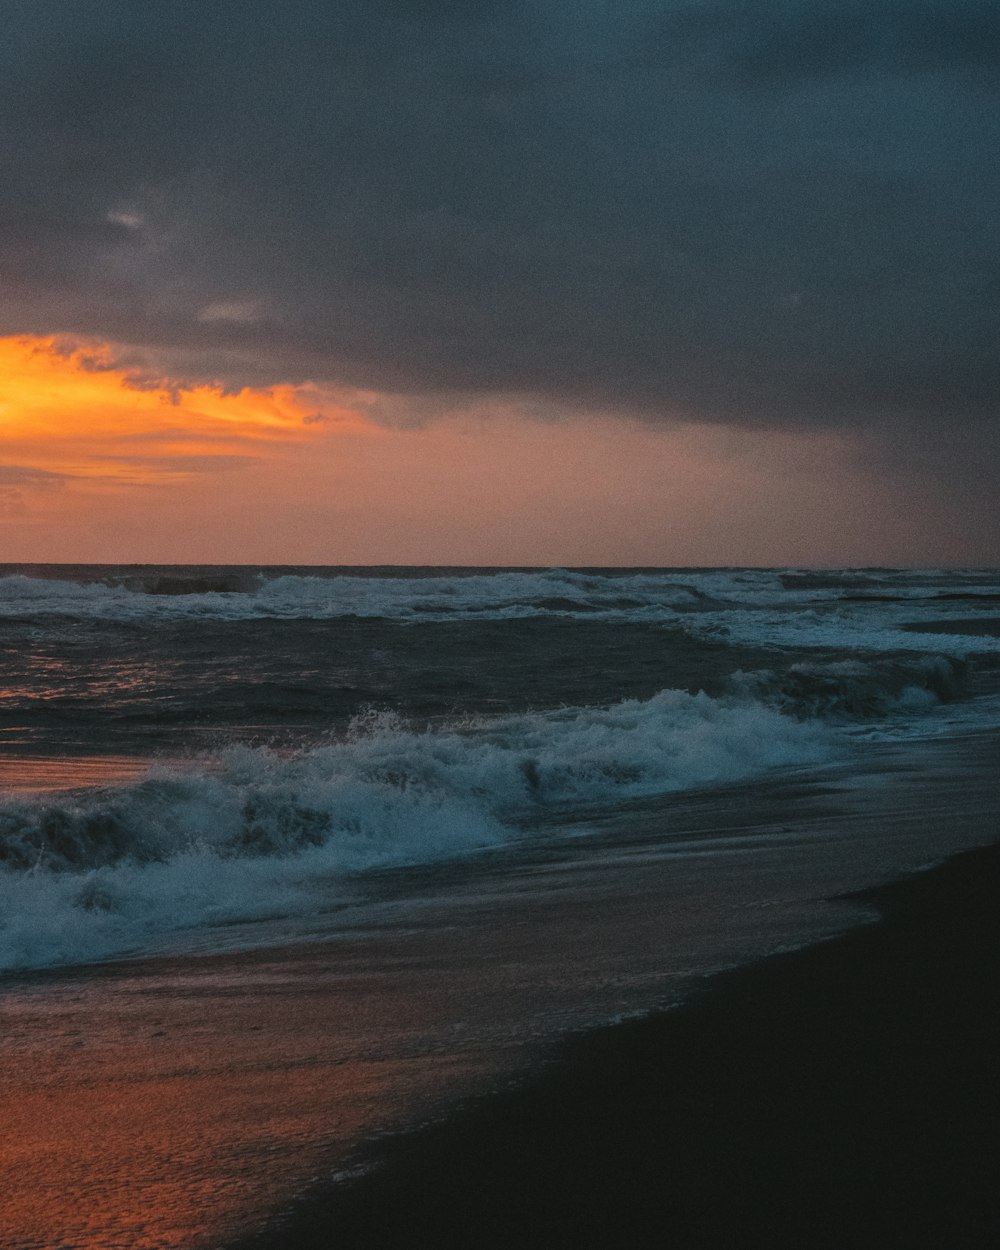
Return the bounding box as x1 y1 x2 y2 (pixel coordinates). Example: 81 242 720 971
233 842 1000 1249
2 731 998 1249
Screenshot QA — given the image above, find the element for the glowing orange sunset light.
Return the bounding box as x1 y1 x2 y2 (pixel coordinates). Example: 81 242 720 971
0 335 349 487
0 334 950 568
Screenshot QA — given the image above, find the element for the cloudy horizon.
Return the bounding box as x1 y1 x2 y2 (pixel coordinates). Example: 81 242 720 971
2 2 998 564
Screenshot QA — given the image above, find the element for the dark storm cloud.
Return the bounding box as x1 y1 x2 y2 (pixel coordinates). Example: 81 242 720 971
645 1 1000 83
2 1 999 444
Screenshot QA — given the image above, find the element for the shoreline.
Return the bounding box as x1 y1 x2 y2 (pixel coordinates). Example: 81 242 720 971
231 842 1000 1249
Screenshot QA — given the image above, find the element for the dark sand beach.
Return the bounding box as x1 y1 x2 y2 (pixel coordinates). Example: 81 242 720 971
232 842 1000 1250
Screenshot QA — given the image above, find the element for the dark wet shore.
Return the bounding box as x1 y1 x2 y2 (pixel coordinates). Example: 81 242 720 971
233 843 1000 1250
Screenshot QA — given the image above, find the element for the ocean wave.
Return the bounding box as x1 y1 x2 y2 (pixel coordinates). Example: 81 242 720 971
0 689 832 971
0 568 781 625
726 655 967 720
2 570 999 657
683 604 1000 657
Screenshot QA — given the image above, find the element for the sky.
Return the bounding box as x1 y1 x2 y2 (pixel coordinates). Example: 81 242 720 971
1 1 998 565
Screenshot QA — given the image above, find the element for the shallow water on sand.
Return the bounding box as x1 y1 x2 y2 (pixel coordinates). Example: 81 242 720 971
2 566 998 1246
1 730 997 1250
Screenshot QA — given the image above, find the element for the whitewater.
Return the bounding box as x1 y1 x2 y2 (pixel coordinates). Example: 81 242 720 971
0 565 997 973
2 565 999 1250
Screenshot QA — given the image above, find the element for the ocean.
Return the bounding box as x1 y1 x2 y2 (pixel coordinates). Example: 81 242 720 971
1 565 998 1248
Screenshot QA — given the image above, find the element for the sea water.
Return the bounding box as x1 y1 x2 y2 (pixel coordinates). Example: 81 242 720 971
0 566 998 1248
1 565 996 972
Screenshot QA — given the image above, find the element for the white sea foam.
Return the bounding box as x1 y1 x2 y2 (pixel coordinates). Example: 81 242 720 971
2 569 998 655
0 689 833 971
0 569 733 622
690 608 998 657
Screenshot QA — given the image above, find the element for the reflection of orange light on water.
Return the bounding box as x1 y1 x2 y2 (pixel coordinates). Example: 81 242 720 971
0 335 357 486
0 755 152 792
0 954 484 1250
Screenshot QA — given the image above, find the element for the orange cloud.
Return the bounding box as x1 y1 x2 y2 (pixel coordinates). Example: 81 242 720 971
0 335 965 567
0 335 357 488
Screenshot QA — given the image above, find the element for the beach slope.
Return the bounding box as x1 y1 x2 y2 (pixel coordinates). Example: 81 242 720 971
233 843 1000 1249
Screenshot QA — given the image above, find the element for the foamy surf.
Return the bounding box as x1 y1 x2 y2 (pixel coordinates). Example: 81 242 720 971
1 567 998 655
0 689 834 971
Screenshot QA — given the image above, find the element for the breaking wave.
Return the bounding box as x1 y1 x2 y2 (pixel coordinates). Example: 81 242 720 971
2 568 999 656
0 569 739 623
727 655 967 720
0 689 833 971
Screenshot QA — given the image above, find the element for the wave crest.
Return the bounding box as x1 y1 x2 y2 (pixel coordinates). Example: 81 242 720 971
727 655 966 719
0 688 832 970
